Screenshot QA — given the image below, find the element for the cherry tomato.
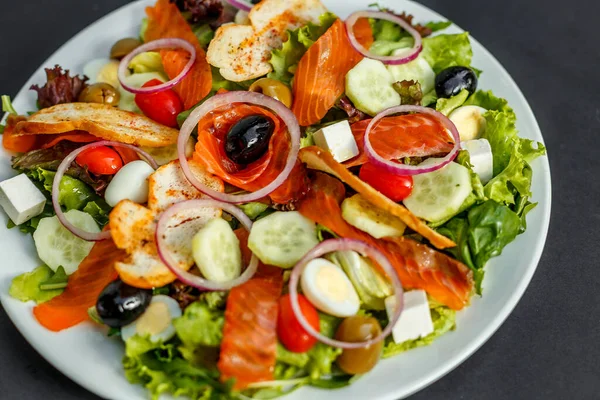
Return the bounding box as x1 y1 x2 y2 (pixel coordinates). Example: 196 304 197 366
277 294 320 353
359 162 413 202
76 146 123 175
134 79 183 128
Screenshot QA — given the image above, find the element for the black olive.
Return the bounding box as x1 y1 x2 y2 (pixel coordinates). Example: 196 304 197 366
225 115 275 165
434 66 478 98
96 279 152 328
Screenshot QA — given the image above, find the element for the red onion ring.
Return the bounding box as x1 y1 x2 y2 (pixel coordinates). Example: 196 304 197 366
178 91 300 204
289 239 403 349
225 0 252 12
52 141 158 242
345 11 422 65
364 105 461 175
118 38 196 95
155 199 259 291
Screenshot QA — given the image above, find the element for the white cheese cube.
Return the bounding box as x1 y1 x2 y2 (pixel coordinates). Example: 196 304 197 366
313 120 359 163
0 174 47 226
461 138 494 184
385 290 434 344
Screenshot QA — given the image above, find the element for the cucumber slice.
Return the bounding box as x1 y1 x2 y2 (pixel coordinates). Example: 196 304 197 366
248 211 319 269
403 160 472 223
192 218 242 282
341 194 406 239
345 58 400 116
33 210 100 274
387 53 436 94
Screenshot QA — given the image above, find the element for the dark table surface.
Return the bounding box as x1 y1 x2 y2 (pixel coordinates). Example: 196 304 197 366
0 0 598 399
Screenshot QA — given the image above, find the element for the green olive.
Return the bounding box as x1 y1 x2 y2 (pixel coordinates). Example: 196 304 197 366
334 315 383 375
78 83 121 106
110 37 142 60
249 78 293 108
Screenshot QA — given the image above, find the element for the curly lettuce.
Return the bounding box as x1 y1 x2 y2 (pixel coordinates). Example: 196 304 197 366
421 32 473 74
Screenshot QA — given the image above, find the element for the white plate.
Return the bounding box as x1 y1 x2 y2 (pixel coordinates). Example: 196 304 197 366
0 1 551 399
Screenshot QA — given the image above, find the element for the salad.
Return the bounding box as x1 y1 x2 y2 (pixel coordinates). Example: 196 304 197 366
0 0 546 399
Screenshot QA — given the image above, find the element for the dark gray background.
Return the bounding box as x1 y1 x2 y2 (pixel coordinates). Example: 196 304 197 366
0 0 597 399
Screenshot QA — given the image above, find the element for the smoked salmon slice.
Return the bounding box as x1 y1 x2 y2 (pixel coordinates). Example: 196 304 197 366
33 238 125 332
353 17 374 49
2 115 37 153
218 230 283 389
145 0 212 109
292 19 364 126
345 114 455 168
192 103 308 204
39 132 98 149
298 172 474 310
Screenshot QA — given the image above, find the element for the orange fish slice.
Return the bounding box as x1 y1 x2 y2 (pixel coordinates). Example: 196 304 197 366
292 19 364 126
345 114 455 168
33 237 125 332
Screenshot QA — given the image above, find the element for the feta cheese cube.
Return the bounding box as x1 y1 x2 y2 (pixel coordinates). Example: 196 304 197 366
313 120 359 163
385 290 434 344
461 138 494 184
0 174 47 226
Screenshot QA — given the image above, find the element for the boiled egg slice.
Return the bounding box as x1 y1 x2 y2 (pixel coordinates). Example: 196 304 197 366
83 58 120 88
301 258 360 318
448 105 488 141
121 295 182 343
104 160 155 207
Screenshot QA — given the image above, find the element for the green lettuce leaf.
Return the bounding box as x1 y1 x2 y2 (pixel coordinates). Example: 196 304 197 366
24 167 111 226
123 335 231 400
465 90 514 114
383 305 456 358
424 21 452 32
484 138 546 206
437 200 523 292
193 24 215 50
238 202 270 220
268 12 337 85
435 89 470 116
9 265 64 303
174 301 224 349
421 33 473 74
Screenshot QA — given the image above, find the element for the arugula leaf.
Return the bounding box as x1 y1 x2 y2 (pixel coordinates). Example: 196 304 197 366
421 33 473 73
268 12 337 85
9 265 64 303
383 306 456 358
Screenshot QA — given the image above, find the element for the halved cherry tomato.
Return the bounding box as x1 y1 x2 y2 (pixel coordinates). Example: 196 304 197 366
134 79 183 128
277 293 320 353
76 146 123 175
359 162 413 202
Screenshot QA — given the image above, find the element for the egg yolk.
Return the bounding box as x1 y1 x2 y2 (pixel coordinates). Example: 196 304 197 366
316 265 349 302
136 301 171 336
